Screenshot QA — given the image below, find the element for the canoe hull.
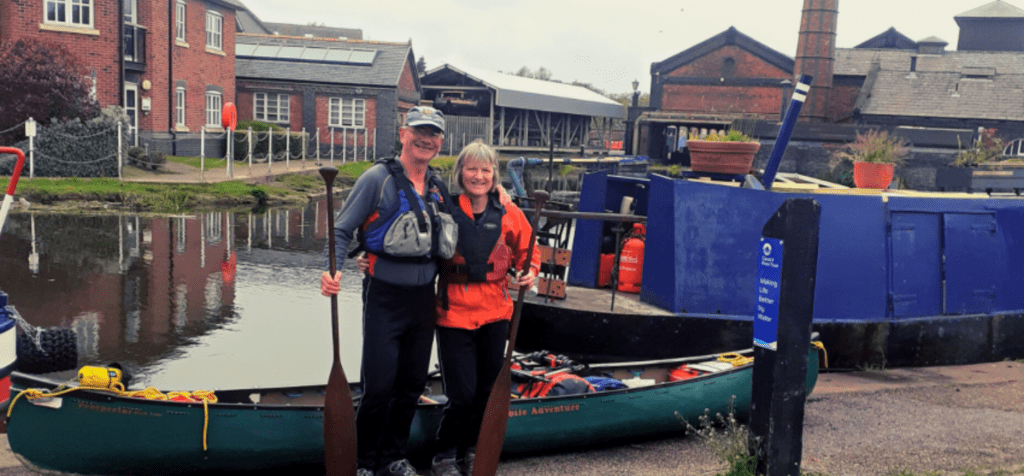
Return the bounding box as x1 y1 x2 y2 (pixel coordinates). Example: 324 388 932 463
7 349 819 475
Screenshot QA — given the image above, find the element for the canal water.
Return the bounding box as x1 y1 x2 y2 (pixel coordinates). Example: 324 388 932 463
0 199 436 391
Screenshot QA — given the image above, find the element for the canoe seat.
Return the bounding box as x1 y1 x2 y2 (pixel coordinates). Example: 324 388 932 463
686 361 735 373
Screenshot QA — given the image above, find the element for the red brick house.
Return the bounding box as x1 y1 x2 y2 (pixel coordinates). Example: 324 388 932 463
234 32 422 160
0 0 237 154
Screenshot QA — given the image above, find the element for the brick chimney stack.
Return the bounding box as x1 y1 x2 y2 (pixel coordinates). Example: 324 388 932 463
794 0 838 123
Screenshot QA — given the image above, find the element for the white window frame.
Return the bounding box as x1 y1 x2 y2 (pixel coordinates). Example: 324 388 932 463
123 0 137 24
175 1 186 42
176 87 186 127
254 93 290 123
205 91 222 128
205 10 222 51
45 0 93 28
328 98 366 129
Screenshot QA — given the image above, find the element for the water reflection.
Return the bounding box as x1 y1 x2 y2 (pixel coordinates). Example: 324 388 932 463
0 199 398 390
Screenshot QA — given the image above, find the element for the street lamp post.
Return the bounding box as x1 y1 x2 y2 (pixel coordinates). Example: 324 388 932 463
626 79 641 155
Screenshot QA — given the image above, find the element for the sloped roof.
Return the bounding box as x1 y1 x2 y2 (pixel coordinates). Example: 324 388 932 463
226 1 361 39
263 22 362 40
235 34 413 88
955 0 1024 19
918 36 950 45
220 0 266 33
422 64 625 119
650 27 794 76
854 27 918 50
841 48 1024 121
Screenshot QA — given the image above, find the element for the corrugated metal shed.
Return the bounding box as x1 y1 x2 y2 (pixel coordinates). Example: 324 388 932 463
427 64 625 119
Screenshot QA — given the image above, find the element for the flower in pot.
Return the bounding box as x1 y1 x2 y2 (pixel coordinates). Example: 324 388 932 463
936 128 1024 194
687 129 761 174
952 128 1003 168
834 130 908 189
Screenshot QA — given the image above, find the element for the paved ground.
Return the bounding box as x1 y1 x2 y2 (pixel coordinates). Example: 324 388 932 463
2 361 1020 475
122 157 326 184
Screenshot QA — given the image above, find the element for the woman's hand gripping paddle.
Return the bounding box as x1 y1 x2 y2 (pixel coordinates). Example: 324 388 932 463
320 167 358 476
473 190 549 476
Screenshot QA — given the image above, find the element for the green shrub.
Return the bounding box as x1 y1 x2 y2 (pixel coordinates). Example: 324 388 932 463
953 127 1003 167
0 105 127 178
834 130 909 165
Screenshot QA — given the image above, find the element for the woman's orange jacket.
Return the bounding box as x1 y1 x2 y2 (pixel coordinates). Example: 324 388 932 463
436 188 541 330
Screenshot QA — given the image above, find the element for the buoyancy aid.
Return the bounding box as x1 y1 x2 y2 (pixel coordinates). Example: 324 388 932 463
354 158 456 263
439 192 513 309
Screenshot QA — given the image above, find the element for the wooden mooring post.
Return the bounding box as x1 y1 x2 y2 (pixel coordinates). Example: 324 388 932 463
749 198 821 476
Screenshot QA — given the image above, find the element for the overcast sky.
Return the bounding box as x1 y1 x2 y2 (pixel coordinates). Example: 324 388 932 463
241 0 1013 95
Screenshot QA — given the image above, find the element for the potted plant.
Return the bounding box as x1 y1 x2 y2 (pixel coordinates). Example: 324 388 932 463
686 129 761 174
936 128 1024 194
834 130 908 189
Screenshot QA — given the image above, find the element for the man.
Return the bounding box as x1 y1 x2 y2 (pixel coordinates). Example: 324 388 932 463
321 106 454 476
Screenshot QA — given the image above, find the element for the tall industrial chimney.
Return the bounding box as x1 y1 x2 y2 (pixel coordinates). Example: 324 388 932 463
794 0 838 123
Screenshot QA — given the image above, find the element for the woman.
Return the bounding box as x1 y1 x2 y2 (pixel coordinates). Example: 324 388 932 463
362 141 540 476
431 140 540 476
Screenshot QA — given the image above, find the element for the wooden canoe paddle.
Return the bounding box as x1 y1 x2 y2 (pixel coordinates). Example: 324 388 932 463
320 166 358 476
473 190 549 476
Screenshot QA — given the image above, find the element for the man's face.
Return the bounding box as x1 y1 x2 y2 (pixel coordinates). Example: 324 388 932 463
400 125 444 163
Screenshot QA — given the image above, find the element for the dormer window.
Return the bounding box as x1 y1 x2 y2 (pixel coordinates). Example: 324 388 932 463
960 66 995 80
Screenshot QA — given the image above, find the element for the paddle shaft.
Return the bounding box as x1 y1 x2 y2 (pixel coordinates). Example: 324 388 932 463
321 166 358 476
473 190 549 476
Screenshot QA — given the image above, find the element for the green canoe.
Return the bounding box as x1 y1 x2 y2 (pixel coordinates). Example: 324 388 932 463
6 346 820 475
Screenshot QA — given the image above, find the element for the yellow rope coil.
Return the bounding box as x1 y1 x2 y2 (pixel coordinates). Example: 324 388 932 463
812 341 829 368
718 352 754 367
7 367 217 451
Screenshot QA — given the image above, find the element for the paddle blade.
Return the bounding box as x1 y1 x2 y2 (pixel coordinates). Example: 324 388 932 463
472 366 512 476
324 359 358 476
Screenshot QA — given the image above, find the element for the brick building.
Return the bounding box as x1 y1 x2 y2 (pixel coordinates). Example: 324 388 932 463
632 0 1024 165
0 0 238 154
234 33 421 160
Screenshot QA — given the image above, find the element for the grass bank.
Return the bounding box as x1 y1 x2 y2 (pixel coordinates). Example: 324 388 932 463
0 155 465 214
0 158 388 214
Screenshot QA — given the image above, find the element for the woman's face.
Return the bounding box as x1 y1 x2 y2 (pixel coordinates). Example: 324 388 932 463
461 158 494 198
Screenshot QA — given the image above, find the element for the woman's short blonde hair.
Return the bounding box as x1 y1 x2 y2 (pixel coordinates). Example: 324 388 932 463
454 140 501 193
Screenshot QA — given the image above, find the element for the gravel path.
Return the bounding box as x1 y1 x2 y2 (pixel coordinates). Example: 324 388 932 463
496 363 1024 476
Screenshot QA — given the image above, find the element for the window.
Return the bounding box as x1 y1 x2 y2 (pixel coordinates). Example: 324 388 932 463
205 91 222 128
205 11 222 50
45 0 93 27
329 98 365 128
175 1 186 42
123 0 136 24
176 87 186 127
254 93 290 123
721 57 736 78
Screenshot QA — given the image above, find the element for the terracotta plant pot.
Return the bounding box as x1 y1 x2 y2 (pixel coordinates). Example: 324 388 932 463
853 161 895 189
687 140 761 174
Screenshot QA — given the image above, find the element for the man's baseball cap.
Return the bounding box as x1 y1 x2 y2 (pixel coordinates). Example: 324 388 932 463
404 106 445 132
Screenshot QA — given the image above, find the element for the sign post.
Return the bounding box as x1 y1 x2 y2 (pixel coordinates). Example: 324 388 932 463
748 198 821 476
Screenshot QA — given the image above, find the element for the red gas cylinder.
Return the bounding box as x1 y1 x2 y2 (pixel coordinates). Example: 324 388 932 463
617 223 645 293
